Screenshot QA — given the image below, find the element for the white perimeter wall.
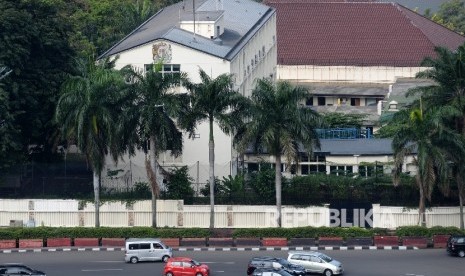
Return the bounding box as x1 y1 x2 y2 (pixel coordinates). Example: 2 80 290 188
1 199 463 229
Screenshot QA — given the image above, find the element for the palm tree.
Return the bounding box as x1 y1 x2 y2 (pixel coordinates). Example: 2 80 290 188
56 58 127 227
121 63 189 228
415 44 465 229
234 79 321 227
390 102 463 226
180 68 248 229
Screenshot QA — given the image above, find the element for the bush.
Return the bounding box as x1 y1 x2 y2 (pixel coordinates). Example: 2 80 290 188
396 226 465 237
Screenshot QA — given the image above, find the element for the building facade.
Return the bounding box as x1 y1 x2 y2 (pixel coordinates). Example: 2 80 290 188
98 0 277 190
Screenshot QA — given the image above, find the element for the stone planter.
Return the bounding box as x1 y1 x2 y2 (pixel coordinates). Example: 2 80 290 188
161 238 180 248
0 240 17 249
19 239 43 248
46 238 72 247
318 237 344 246
374 235 399 246
345 237 373 246
402 237 428 248
73 238 99 247
288 238 316 246
235 237 261 247
261 237 288 247
101 238 125 247
180 238 207 247
208 238 234 247
433 234 450 248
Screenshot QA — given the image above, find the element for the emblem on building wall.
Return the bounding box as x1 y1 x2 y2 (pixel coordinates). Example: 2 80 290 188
152 42 172 63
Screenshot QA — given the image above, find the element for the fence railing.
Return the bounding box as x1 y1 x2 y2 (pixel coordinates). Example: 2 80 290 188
0 199 463 228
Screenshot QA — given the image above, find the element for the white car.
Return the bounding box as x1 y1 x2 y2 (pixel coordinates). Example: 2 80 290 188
287 251 343 276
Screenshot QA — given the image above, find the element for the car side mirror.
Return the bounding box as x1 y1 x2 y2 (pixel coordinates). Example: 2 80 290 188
191 265 195 268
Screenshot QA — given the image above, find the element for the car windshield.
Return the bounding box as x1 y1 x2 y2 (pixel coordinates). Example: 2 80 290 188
318 253 332 262
191 260 201 266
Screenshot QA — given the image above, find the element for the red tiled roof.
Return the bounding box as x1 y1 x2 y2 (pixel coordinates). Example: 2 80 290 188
265 1 465 66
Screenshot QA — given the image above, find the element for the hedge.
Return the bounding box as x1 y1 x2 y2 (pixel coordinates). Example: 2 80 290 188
0 226 463 240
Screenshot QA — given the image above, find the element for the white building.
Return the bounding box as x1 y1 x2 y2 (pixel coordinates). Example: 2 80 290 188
98 0 277 190
250 0 465 177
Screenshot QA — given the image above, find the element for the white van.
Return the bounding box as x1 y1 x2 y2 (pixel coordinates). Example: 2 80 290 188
124 238 172 263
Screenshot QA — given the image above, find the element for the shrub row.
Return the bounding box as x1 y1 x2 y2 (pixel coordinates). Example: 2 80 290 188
0 227 210 239
1 226 463 240
395 226 465 237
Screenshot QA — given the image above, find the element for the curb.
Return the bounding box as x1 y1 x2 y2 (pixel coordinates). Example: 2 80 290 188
0 246 418 254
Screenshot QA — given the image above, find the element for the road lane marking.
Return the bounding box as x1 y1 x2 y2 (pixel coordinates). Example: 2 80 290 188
82 269 123 272
201 262 235 264
91 261 123 263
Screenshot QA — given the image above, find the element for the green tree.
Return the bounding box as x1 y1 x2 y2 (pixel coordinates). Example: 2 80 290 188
0 0 75 168
164 166 195 204
121 63 189 228
181 69 248 229
55 58 127 227
434 0 465 35
234 79 321 227
321 112 367 129
415 44 465 229
390 104 462 226
0 66 21 171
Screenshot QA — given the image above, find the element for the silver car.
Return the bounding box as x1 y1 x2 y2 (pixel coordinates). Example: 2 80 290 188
287 251 343 276
124 238 172 263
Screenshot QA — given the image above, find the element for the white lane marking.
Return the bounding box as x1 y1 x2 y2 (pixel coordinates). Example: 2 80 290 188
82 269 123 272
214 271 225 273
201 262 235 264
91 261 124 263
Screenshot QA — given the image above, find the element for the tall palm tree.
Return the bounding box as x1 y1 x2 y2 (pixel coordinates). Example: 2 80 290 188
415 44 465 229
56 58 127 227
180 68 248 230
390 103 463 226
121 63 189 228
234 79 321 227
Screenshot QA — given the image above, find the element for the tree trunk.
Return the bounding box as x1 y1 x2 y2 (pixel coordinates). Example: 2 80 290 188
209 119 215 230
458 182 465 230
418 181 426 227
149 136 158 228
93 170 100 227
275 155 282 227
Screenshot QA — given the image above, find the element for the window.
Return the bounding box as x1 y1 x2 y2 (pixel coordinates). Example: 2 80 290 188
317 97 326 106
162 64 180 74
351 98 361 106
153 243 163 249
248 163 259 172
144 64 180 74
306 97 313 106
290 254 301 260
301 165 309 175
140 243 150 249
129 244 139 250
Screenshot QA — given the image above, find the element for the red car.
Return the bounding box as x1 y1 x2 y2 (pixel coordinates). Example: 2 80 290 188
164 257 210 276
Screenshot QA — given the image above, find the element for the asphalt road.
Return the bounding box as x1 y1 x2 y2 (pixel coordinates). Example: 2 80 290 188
1 249 464 276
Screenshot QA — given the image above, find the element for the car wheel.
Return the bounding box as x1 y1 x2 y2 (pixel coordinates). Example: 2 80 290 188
458 250 465 258
166 272 173 276
195 273 203 276
130 257 138 264
162 255 170 262
323 269 333 276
